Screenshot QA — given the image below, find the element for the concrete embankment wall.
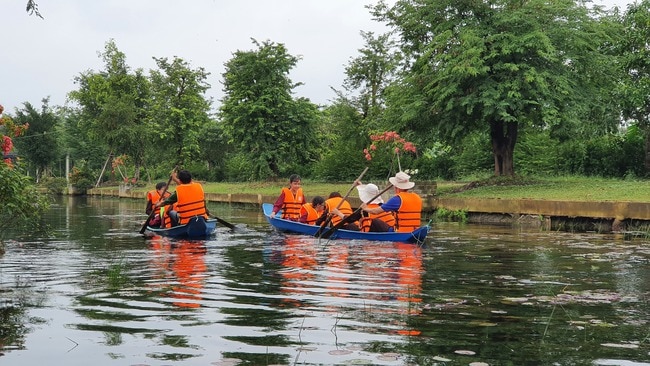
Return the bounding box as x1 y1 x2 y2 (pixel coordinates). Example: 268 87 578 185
87 186 650 232
434 197 650 232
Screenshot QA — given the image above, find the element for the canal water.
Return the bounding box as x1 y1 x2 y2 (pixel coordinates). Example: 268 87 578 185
0 196 649 366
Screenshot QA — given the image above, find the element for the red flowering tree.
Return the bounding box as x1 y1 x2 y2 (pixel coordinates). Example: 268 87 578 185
0 104 29 168
0 103 50 237
363 131 417 172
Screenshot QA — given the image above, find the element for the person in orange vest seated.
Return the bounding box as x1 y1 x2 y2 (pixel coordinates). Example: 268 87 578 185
355 182 396 232
270 174 305 221
146 181 170 228
316 192 360 231
360 171 422 232
299 196 325 225
155 170 208 227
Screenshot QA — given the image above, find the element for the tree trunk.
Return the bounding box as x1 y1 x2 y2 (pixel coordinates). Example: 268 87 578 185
134 163 141 182
490 120 518 176
96 152 113 188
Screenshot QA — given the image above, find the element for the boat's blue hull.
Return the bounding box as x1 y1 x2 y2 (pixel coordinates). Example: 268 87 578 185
262 203 429 243
146 216 217 238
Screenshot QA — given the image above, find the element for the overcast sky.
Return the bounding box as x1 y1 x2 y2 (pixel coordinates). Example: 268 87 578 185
0 0 636 114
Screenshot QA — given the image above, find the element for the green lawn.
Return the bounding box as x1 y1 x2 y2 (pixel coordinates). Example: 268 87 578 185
437 176 650 202
128 176 650 203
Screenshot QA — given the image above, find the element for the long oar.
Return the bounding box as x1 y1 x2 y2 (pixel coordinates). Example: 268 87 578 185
139 167 177 234
207 211 236 230
314 167 369 238
320 183 393 240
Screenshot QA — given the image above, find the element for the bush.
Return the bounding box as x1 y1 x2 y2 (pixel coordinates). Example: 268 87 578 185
68 163 95 191
41 177 67 195
452 132 493 177
516 131 559 176
0 162 50 236
224 153 257 182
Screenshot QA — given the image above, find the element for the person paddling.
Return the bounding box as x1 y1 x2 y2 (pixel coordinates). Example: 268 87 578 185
155 170 207 227
146 181 170 228
360 171 422 232
316 192 360 231
299 196 325 225
355 182 396 232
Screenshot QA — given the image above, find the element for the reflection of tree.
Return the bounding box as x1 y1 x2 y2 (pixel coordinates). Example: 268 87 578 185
0 305 28 353
0 274 47 355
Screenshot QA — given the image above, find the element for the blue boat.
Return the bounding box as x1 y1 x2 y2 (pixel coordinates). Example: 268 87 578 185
262 203 429 244
146 216 217 238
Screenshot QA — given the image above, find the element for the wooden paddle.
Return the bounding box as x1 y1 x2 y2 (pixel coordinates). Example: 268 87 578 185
207 211 236 230
314 167 369 238
320 183 394 240
139 167 177 234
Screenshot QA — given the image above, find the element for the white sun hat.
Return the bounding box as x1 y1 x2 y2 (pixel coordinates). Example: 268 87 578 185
357 183 384 204
389 171 415 190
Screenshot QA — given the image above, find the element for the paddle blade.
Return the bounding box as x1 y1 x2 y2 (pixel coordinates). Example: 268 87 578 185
214 215 235 230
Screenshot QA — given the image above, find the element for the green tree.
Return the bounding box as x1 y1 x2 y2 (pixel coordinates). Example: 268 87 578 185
149 56 212 167
314 99 368 180
618 0 650 174
219 39 319 180
58 107 109 181
373 0 621 176
0 162 50 240
197 120 230 181
69 39 150 182
343 31 400 124
12 99 61 182
0 104 49 240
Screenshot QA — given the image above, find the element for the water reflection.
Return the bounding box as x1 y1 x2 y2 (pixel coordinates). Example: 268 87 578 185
265 235 426 340
0 196 649 365
147 236 207 308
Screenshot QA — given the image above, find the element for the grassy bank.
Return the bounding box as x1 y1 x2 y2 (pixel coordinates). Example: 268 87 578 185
125 176 650 203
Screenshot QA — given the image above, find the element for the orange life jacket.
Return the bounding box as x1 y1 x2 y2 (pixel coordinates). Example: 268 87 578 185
325 197 354 226
147 189 160 204
147 189 170 213
175 182 208 225
394 192 422 232
280 187 304 220
161 204 176 228
300 203 320 225
360 203 396 232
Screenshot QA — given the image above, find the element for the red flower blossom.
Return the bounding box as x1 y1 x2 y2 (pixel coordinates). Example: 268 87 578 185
362 131 417 161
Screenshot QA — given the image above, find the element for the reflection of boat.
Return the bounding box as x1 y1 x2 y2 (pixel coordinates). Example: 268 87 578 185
146 216 217 238
263 203 429 243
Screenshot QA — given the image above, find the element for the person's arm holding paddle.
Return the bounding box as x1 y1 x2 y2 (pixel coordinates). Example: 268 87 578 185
314 167 369 237
360 171 422 233
139 167 178 234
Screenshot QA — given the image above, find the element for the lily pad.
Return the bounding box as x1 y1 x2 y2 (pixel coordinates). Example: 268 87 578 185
455 349 476 355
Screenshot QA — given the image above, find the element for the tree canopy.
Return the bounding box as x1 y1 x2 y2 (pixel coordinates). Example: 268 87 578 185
13 99 60 182
11 2 650 184
219 39 319 180
69 40 151 181
149 56 212 167
373 0 621 176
